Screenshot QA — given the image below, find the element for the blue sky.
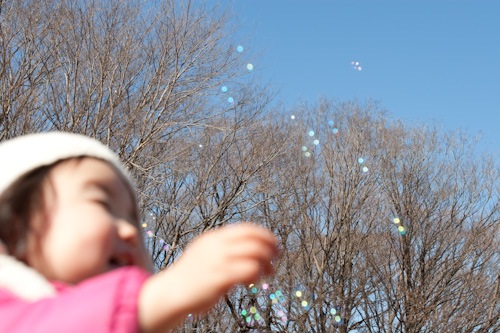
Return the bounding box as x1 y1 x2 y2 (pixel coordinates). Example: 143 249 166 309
226 1 500 155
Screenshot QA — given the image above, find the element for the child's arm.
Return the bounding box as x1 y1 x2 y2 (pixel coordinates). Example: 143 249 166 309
138 223 279 333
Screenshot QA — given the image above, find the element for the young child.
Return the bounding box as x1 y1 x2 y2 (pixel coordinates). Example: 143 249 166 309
0 132 278 333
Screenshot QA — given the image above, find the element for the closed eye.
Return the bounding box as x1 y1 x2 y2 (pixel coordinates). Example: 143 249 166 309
93 198 112 211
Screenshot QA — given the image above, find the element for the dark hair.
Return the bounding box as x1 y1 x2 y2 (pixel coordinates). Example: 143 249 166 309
0 164 55 259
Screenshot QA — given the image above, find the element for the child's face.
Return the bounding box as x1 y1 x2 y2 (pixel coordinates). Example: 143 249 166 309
25 158 152 283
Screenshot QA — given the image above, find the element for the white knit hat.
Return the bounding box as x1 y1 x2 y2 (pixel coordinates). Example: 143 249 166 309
0 132 133 196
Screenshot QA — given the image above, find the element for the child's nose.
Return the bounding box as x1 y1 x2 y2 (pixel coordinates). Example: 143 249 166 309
116 220 140 246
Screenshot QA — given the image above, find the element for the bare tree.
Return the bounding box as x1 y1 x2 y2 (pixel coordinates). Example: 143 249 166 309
362 122 500 333
1 1 498 332
0 0 56 137
182 99 498 332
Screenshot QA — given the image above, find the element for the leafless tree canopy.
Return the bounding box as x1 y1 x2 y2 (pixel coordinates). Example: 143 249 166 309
1 1 498 332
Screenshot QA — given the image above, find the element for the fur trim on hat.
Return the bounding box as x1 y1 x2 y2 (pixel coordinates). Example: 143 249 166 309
0 254 55 301
0 131 133 196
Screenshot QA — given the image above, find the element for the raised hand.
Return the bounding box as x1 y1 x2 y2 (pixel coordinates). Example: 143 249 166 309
171 223 279 311
139 223 279 333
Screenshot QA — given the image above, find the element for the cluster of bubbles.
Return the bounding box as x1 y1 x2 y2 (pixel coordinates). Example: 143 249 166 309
294 290 342 324
237 45 254 71
219 45 254 105
299 120 370 178
240 283 285 325
358 157 369 173
328 120 339 134
142 212 171 251
143 219 347 327
239 283 343 327
300 120 340 158
220 85 233 104
300 120 368 177
351 61 362 71
301 129 321 158
392 217 406 236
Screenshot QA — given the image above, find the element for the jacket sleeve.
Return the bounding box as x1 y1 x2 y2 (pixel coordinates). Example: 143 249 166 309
0 266 150 333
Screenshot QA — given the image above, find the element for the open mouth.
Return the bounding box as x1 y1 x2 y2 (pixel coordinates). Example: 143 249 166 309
108 255 133 269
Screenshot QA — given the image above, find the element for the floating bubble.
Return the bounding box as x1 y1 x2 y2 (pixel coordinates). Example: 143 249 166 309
295 290 302 297
241 309 247 316
332 128 339 134
251 287 258 293
328 120 334 126
302 146 308 152
237 45 244 52
398 226 405 232
291 115 296 120
247 63 254 71
245 316 252 323
270 294 275 300
335 315 342 323
147 230 153 237
313 139 319 145
358 157 364 164
362 166 369 173
278 310 284 316
254 313 261 320
228 97 234 103
250 307 257 314
308 130 315 137
352 60 362 71
142 223 147 228
276 290 282 297
281 316 287 323
304 152 311 157
221 86 228 93
393 217 400 224
301 300 308 307
330 308 337 315
262 283 269 290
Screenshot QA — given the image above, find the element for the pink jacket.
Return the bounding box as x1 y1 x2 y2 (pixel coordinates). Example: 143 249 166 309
0 254 150 333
